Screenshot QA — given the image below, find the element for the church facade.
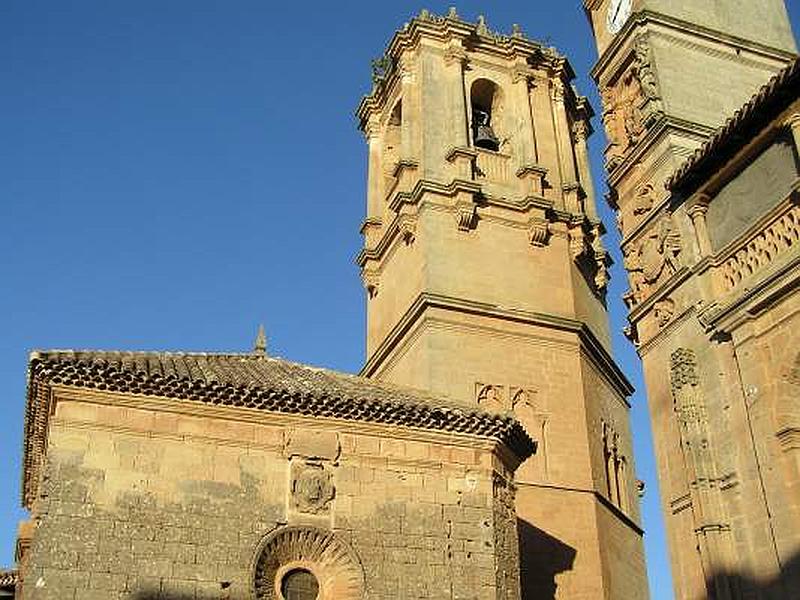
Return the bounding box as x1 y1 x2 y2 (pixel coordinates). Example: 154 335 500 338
584 0 799 597
6 10 651 600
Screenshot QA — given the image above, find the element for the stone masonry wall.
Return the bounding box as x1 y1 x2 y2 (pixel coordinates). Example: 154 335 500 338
21 391 520 600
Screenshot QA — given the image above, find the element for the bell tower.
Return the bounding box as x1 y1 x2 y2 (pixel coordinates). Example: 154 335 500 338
357 10 648 599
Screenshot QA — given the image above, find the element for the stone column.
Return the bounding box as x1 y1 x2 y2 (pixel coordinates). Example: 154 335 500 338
444 43 469 149
551 78 580 213
573 120 598 221
399 53 418 162
687 198 712 258
365 117 383 221
511 62 537 164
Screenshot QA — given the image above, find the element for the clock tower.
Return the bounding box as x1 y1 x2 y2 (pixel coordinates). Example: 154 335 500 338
584 1 797 599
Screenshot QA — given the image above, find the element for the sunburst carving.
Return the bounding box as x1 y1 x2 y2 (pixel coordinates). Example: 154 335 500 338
253 526 365 600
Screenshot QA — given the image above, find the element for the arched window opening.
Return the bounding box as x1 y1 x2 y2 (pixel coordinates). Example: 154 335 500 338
281 568 319 600
470 79 502 152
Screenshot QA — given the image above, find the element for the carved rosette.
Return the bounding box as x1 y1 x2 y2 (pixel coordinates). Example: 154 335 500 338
253 526 364 600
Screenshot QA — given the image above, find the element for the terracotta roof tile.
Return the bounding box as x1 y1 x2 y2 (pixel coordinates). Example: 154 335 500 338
0 570 16 589
667 56 800 193
23 350 535 508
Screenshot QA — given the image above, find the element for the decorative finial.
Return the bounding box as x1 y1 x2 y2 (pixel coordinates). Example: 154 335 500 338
476 15 489 36
512 23 523 38
253 324 267 355
447 7 458 19
419 8 430 19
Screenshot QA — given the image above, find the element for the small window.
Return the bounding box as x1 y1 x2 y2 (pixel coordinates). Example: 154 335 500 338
281 568 319 600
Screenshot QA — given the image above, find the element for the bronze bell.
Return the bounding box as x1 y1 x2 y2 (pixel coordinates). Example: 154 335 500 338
472 108 500 151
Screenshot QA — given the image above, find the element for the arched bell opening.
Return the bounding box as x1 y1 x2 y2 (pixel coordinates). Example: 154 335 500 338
383 99 403 193
470 78 503 152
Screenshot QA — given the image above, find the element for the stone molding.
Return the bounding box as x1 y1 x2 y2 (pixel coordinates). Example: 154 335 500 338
591 9 796 82
360 291 634 400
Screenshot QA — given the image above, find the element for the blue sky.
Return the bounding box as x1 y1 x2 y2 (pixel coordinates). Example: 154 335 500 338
1 2 798 598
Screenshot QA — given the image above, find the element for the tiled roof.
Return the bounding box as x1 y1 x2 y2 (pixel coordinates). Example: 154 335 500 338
0 570 17 589
667 56 800 193
24 350 535 507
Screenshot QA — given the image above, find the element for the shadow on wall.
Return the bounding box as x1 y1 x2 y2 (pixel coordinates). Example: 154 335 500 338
707 550 800 600
518 518 577 600
130 585 233 600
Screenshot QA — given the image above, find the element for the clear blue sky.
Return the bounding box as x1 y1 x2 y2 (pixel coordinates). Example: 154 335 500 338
1 2 798 598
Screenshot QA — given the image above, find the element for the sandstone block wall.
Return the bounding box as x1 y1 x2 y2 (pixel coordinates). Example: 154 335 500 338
22 392 520 600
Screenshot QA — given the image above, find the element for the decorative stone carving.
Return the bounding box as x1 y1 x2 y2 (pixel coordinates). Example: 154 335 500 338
632 183 656 216
362 270 380 299
477 383 506 412
528 219 550 247
719 204 799 291
670 348 700 395
455 200 478 231
601 40 663 167
789 353 800 386
623 217 682 307
633 36 661 105
443 42 468 67
253 526 364 600
653 298 675 328
397 215 417 244
290 462 335 515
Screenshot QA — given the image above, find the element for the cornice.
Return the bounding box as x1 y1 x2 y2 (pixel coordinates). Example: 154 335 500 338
357 11 572 132
361 292 634 399
591 9 797 82
606 115 714 189
519 480 644 535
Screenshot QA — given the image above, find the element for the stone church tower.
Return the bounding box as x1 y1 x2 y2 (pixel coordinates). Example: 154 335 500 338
584 0 799 598
357 10 648 599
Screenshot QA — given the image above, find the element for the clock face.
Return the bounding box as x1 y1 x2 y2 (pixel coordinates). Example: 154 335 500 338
606 0 632 34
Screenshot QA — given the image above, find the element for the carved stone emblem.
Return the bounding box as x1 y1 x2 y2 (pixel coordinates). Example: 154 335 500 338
623 217 681 307
291 462 335 515
632 183 655 216
653 298 675 328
